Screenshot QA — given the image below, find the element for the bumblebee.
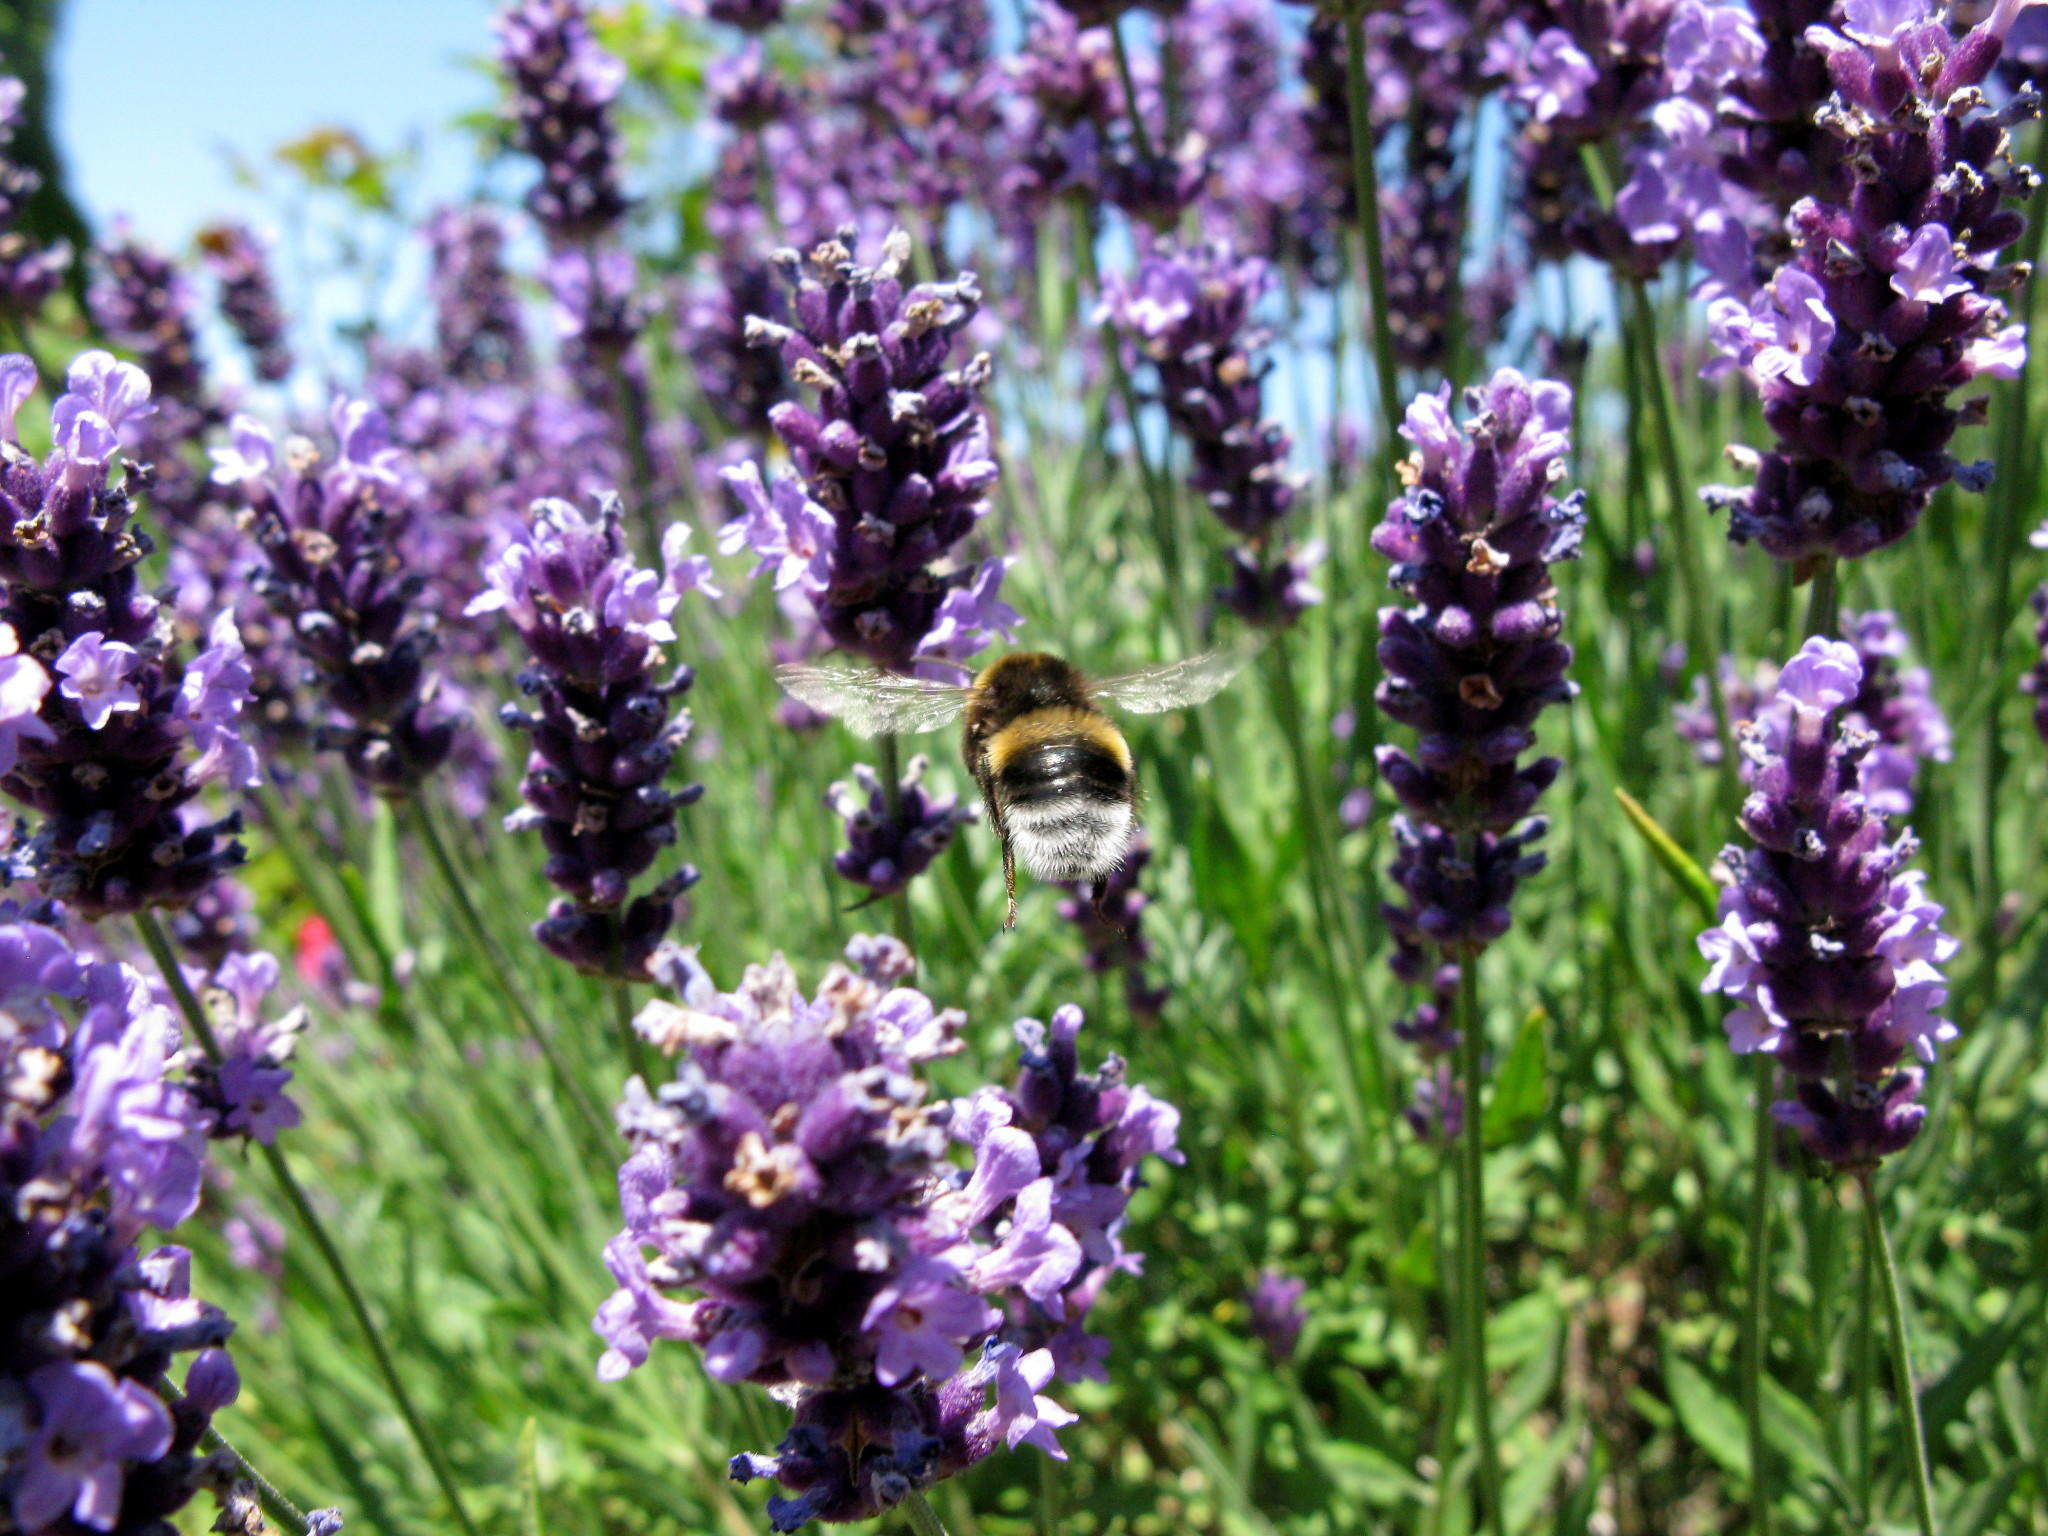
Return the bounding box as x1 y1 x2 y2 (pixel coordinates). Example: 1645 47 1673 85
775 646 1253 927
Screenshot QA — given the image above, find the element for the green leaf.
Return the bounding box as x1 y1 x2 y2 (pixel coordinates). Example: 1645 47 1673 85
1313 1441 1429 1507
1613 788 1718 920
1662 1349 1749 1482
1483 1007 1549 1149
369 800 405 958
1759 1372 1839 1492
517 1418 544 1536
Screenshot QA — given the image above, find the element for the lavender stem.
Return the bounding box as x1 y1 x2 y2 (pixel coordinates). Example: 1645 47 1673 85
903 1489 953 1536
134 910 487 1536
1860 1177 1938 1536
159 1373 310 1534
877 730 919 955
1341 15 1400 438
1744 1058 1775 1536
1454 960 1505 1536
1107 20 1155 166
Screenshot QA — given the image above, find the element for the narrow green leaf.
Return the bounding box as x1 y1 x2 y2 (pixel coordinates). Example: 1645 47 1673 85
369 800 405 956
1483 1007 1549 1150
518 1417 544 1536
1662 1349 1750 1481
1613 788 1719 920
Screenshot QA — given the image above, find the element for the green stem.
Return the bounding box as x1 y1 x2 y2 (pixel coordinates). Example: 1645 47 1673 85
877 731 919 955
1427 1155 1463 1536
903 1489 953 1536
1107 21 1156 166
160 1374 310 1534
613 977 647 1082
1454 961 1506 1536
1860 1176 1938 1536
1857 1218 1877 1529
408 801 616 1146
1341 16 1401 429
1803 556 1839 641
134 912 486 1536
1744 1056 1775 1536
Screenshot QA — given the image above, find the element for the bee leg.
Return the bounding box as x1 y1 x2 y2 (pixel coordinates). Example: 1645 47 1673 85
977 760 1019 931
1001 834 1018 931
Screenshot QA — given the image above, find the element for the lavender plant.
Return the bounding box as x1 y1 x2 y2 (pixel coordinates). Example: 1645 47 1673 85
195 224 292 384
0 352 255 916
595 936 1180 1529
468 495 715 979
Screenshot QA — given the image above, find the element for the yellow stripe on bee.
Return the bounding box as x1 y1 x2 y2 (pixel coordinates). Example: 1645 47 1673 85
985 707 1133 776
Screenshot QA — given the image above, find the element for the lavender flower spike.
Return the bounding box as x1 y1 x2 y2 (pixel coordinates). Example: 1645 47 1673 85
212 399 460 797
2 916 282 1533
0 352 255 915
1703 0 2041 567
469 496 715 979
827 754 973 901
196 223 293 383
598 938 1179 1529
1099 241 1320 627
497 0 631 242
1699 638 1959 1168
2026 586 2048 746
726 227 1014 674
1372 370 1584 958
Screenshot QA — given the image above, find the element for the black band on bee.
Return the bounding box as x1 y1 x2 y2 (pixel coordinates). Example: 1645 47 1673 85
999 739 1132 807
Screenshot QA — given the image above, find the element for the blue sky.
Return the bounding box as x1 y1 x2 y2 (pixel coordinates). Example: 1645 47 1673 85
54 0 499 245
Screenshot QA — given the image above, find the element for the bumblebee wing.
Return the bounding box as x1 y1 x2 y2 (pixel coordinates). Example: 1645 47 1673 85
772 663 973 736
1092 640 1262 715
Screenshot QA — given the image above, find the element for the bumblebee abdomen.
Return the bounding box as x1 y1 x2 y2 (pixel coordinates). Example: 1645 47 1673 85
988 710 1136 883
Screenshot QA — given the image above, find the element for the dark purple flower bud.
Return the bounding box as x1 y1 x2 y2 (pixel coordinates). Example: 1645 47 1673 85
725 229 1014 672
196 224 293 384
211 400 460 798
169 875 255 969
711 43 797 132
469 497 715 980
1246 1268 1307 1363
690 0 787 28
496 0 631 242
1699 638 1958 1170
597 941 1179 1528
0 353 255 916
827 755 972 899
675 254 788 439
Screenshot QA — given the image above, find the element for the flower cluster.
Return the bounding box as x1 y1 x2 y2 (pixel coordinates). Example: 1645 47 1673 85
826 755 972 902
1391 957 1462 1145
0 353 255 916
0 73 70 318
185 948 308 1147
1702 0 2039 566
468 496 714 979
211 400 458 797
196 224 293 384
496 0 631 241
425 206 533 387
1246 1269 1306 1363
0 917 284 1535
725 228 1014 674
1100 242 1321 627
1372 369 1584 959
1055 833 1169 1021
1673 612 1949 813
594 938 1180 1530
1699 638 1958 1168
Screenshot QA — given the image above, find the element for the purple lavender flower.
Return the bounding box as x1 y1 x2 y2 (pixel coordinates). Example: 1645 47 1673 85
1391 958 1464 1144
597 938 1179 1529
675 253 788 439
1699 638 1958 1167
0 72 71 320
468 496 715 979
1055 833 1169 1020
211 400 460 797
827 754 972 901
1246 1270 1307 1362
1099 242 1320 627
169 876 255 969
1702 1 2039 567
726 229 1014 673
2024 585 2048 746
1 917 271 1533
0 353 254 916
689 0 787 28
1372 370 1584 959
497 0 631 242
425 206 532 386
85 233 220 531
196 223 293 383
